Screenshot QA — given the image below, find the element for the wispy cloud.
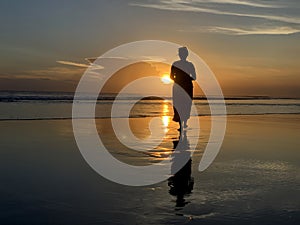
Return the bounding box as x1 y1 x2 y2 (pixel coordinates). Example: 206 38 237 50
56 60 90 68
212 0 279 8
85 57 128 64
0 66 85 80
140 56 167 62
130 0 300 24
29 67 84 78
86 56 166 64
210 26 300 35
57 59 105 70
169 0 282 8
180 26 300 35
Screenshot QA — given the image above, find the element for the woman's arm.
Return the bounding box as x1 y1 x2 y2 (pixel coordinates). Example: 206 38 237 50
170 65 176 81
190 63 196 80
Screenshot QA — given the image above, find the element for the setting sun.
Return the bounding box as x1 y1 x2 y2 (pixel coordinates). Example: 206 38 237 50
160 74 173 84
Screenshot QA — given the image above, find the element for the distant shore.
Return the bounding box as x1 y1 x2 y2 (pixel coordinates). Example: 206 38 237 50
0 90 299 102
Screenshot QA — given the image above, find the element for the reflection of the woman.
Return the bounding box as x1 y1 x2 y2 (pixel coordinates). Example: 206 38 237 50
168 130 194 208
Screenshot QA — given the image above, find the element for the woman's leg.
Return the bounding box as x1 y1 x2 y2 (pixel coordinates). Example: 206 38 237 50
177 118 182 131
183 120 188 128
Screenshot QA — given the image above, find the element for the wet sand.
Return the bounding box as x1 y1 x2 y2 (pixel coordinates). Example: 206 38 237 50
0 115 299 224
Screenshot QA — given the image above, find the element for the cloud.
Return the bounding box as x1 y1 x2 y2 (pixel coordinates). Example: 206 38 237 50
140 56 167 62
28 67 85 80
129 0 300 24
57 59 105 71
170 0 281 8
85 57 127 64
0 66 85 81
212 26 300 35
56 60 90 68
85 57 128 64
180 26 300 35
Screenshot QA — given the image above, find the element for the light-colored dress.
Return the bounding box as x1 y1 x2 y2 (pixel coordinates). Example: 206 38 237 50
170 60 196 122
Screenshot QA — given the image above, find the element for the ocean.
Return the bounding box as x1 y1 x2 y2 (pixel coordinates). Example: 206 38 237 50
0 91 299 224
0 91 299 120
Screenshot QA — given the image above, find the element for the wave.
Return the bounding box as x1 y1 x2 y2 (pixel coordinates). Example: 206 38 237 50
1 98 300 107
1 91 299 102
1 112 299 121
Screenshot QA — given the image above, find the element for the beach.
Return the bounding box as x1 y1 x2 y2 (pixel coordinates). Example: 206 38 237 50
0 114 299 224
2 0 300 223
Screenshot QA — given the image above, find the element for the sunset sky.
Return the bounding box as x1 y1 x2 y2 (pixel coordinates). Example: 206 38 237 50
0 0 299 97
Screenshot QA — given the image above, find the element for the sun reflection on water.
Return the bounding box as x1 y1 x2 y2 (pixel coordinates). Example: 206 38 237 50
162 101 171 133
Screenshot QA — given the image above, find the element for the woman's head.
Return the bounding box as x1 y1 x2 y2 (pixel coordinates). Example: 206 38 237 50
178 47 188 60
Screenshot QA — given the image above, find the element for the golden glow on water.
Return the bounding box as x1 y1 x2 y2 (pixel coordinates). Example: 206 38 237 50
162 116 169 127
162 102 171 133
163 102 169 115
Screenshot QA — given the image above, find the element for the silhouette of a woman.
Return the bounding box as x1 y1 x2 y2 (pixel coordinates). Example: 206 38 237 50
170 47 196 130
